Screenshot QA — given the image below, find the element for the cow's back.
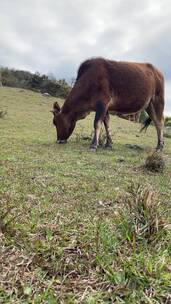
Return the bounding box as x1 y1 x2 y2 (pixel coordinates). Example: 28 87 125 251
107 61 155 94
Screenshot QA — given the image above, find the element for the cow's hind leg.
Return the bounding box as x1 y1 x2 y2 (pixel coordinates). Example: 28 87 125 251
103 111 113 148
90 101 107 151
146 101 164 151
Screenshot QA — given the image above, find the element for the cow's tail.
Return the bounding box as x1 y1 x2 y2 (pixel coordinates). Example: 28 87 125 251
140 117 152 132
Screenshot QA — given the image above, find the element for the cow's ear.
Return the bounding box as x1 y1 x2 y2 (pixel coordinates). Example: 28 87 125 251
53 102 60 112
51 102 60 115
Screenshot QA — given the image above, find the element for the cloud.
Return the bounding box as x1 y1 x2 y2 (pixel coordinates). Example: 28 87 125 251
0 0 171 113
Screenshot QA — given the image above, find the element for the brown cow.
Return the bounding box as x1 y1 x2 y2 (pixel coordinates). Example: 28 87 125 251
52 57 165 151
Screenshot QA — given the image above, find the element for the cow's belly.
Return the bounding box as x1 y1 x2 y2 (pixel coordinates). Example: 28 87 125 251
108 96 150 115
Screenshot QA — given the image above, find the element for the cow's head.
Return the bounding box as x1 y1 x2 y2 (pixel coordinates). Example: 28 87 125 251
51 102 76 143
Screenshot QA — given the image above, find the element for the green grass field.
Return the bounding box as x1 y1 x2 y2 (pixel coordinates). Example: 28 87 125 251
0 87 171 303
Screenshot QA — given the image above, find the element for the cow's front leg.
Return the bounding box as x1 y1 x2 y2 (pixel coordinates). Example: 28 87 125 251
103 111 113 148
90 101 106 151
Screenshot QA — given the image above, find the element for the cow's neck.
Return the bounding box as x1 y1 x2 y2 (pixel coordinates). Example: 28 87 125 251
61 107 89 122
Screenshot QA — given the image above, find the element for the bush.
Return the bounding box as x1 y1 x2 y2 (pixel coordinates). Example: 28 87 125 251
165 116 171 127
139 111 148 123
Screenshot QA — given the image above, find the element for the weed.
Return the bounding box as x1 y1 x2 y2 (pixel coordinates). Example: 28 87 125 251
117 184 169 244
0 195 19 235
144 152 166 173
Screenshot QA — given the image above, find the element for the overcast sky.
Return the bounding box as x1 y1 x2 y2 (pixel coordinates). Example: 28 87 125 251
0 0 171 114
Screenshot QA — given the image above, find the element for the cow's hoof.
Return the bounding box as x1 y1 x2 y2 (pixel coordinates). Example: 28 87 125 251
90 146 97 152
57 140 67 144
155 141 164 152
156 148 163 153
105 143 113 149
155 146 164 152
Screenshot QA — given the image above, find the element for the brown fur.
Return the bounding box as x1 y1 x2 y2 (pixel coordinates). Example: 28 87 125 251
52 57 165 150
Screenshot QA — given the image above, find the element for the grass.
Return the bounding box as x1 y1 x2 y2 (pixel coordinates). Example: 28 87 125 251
0 87 171 303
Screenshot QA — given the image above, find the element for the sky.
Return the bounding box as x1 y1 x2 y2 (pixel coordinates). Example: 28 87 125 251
0 0 171 114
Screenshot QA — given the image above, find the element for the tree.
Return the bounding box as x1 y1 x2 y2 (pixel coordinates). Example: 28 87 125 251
0 66 71 98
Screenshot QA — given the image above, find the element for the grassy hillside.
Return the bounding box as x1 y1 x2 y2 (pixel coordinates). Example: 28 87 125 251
0 87 171 303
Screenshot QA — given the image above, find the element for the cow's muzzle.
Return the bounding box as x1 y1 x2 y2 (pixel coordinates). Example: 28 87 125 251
57 139 67 144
